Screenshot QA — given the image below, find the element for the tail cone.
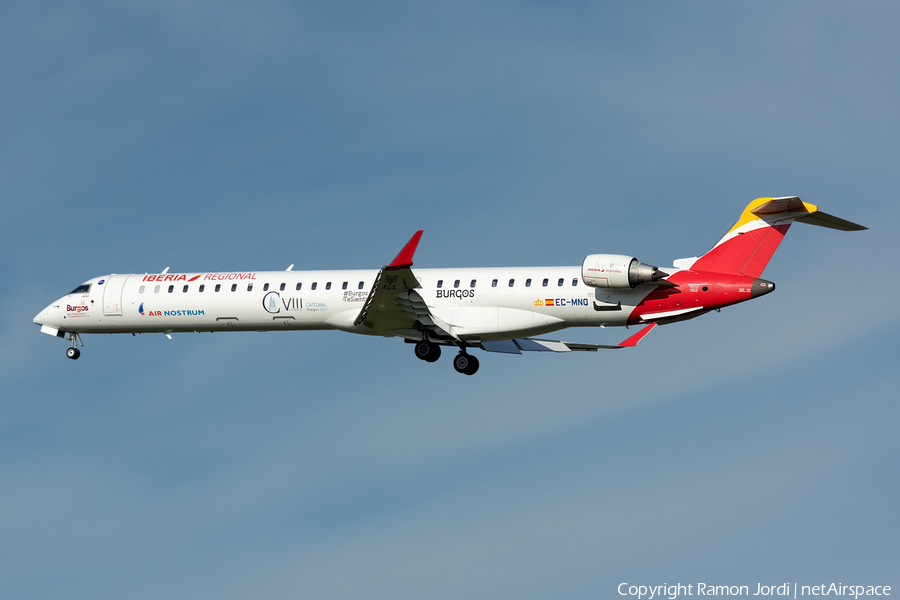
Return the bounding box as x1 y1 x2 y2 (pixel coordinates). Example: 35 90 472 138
751 278 776 298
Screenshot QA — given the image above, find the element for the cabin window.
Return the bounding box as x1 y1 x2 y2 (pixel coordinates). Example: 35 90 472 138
342 281 348 290
437 280 443 288
311 282 317 290
247 284 253 292
231 284 237 292
525 278 532 287
168 285 174 293
558 278 564 286
215 284 221 292
139 285 145 294
326 282 332 290
296 283 302 290
154 285 160 294
199 284 205 292
572 278 578 286
358 281 364 290
542 278 548 287
454 279 460 288
508 279 515 287
183 285 189 293
470 279 476 288
492 279 498 287
280 283 286 291
263 283 269 291
702 286 709 291
68 284 91 295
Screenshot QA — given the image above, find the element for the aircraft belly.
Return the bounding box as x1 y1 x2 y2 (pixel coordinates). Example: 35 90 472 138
325 309 372 333
453 307 566 339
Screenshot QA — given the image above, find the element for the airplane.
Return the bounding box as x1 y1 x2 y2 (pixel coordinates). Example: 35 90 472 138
34 197 865 375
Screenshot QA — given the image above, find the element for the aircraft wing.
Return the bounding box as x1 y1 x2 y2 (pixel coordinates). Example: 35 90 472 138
480 324 658 354
354 231 456 338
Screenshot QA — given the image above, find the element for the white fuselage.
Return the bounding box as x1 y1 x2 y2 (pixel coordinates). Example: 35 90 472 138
35 267 652 341
34 199 864 371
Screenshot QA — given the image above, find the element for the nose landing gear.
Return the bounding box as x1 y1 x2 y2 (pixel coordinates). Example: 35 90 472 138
64 332 83 360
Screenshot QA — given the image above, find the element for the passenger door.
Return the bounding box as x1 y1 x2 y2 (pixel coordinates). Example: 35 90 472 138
102 275 130 316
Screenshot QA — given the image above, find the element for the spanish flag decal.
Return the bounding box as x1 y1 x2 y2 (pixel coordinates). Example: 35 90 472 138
545 299 554 306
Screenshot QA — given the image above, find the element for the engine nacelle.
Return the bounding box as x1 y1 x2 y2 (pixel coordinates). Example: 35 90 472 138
582 254 666 289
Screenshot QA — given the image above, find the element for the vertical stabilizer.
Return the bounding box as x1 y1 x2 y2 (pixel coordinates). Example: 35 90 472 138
689 197 818 277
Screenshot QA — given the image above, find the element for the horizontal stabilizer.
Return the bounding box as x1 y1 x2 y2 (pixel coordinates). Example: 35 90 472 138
750 197 866 230
796 211 867 231
747 197 866 230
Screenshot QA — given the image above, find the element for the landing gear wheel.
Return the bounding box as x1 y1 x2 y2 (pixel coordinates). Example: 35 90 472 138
414 340 441 363
453 353 479 375
66 347 81 360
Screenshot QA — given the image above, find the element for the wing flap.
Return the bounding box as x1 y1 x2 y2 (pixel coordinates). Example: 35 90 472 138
478 338 620 353
515 338 571 352
481 340 522 354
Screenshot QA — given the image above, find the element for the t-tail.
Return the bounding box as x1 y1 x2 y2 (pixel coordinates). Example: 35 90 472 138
675 197 867 277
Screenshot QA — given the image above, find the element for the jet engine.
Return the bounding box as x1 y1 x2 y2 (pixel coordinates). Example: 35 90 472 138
581 254 668 289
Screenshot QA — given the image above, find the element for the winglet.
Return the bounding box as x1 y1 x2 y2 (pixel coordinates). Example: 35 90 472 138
388 230 424 268
618 323 657 347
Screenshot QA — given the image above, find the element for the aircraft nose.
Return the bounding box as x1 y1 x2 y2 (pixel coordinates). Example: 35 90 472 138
34 303 56 326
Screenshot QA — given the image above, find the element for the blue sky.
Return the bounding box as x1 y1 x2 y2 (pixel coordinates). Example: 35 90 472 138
1 2 897 598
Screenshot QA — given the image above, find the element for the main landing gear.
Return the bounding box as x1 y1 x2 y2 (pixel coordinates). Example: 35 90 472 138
452 352 479 376
413 339 480 375
414 340 442 362
66 347 81 360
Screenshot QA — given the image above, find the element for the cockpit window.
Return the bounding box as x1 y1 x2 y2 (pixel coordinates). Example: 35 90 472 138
69 284 91 295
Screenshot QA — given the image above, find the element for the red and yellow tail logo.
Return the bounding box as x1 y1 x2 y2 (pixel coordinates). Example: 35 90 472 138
691 197 814 278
